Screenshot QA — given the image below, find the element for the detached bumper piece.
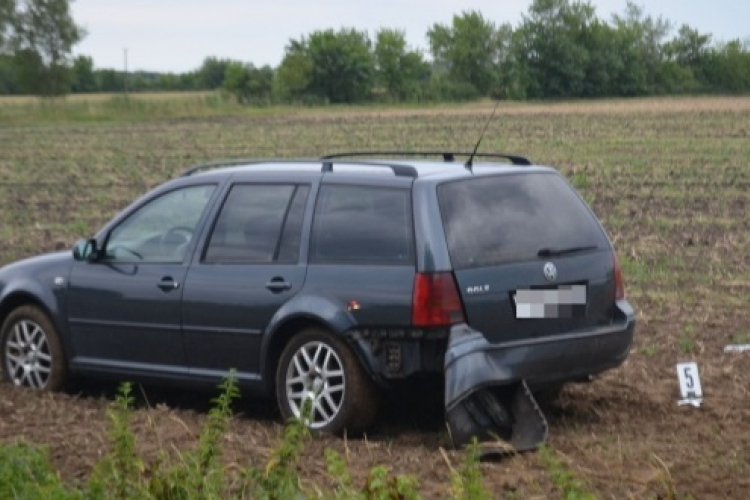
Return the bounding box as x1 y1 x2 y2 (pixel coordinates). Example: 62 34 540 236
444 324 548 458
445 380 548 458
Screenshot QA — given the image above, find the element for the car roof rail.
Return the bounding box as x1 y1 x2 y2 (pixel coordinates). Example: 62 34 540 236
180 158 418 178
320 160 417 177
321 151 532 166
181 159 267 177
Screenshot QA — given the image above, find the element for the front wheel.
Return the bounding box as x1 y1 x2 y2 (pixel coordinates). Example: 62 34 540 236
275 328 378 435
0 305 67 391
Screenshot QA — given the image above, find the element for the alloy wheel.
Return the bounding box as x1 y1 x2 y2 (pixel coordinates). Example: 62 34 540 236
4 319 53 389
284 340 346 429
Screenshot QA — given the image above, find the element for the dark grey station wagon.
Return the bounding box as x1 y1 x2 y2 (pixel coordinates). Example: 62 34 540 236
0 152 635 434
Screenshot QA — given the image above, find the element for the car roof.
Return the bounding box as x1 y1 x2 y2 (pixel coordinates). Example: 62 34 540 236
182 157 557 184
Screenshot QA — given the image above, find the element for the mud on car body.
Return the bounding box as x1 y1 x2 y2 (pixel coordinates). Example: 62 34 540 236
0 151 635 444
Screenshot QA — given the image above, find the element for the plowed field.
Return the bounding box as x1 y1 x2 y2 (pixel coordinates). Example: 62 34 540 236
1 96 749 498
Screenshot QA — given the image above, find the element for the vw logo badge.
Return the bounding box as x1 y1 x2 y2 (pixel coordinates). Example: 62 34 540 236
543 262 557 282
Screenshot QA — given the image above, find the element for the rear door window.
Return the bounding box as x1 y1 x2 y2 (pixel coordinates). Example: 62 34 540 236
204 184 309 263
311 185 414 264
438 173 609 269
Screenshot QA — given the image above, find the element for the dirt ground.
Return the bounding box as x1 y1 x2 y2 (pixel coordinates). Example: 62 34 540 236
1 97 749 498
2 358 748 499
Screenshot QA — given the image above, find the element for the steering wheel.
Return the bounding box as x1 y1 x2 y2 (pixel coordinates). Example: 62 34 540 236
159 226 194 259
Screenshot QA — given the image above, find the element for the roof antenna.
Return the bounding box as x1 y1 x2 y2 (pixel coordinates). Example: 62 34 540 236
465 100 501 172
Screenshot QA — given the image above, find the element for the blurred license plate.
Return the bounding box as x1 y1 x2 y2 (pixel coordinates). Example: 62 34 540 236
514 285 587 319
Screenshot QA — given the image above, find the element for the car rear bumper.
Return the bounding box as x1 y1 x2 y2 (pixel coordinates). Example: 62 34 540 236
445 300 635 399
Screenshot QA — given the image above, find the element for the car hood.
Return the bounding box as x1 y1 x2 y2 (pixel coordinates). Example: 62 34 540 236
0 251 74 289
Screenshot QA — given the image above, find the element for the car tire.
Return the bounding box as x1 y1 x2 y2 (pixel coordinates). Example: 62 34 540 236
275 327 379 435
0 305 67 391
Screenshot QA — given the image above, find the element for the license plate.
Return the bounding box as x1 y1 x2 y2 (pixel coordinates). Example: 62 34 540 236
513 284 587 319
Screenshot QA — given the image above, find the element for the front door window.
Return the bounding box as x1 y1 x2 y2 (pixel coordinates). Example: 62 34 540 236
105 184 216 263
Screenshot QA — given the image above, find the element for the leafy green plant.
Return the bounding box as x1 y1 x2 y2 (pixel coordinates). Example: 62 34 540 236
0 441 81 500
538 445 596 500
324 447 421 500
146 372 240 500
324 447 356 499
678 322 696 354
449 439 490 500
0 373 466 500
87 382 145 500
243 399 311 500
678 336 695 354
88 374 241 500
363 465 420 500
195 374 241 495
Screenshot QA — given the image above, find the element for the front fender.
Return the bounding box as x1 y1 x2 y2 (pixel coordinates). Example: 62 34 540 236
260 293 381 385
0 252 74 357
0 278 70 355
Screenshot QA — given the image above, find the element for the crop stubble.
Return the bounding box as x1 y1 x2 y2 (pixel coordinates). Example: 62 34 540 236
0 97 749 498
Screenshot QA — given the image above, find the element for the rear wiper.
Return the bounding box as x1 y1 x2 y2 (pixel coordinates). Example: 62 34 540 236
537 245 597 257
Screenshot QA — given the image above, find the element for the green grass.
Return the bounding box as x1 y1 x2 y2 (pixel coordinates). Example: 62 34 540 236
678 322 697 354
537 446 596 500
0 442 81 500
0 91 497 125
0 92 312 125
641 344 660 357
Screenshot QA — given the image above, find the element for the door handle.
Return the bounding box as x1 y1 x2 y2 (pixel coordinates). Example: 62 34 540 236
266 277 292 293
157 277 180 292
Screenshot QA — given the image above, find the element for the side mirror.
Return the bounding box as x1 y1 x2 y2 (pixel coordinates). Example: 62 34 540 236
72 238 98 262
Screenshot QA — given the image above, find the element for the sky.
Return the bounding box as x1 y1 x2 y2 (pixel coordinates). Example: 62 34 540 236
71 0 750 73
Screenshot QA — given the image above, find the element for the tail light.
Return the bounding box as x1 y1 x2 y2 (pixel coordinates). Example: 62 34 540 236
412 272 466 327
613 253 626 300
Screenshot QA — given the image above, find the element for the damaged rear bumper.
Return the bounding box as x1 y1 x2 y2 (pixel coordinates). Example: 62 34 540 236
445 306 635 453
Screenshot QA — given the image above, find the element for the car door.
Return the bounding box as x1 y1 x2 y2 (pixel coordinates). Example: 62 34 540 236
181 182 310 383
66 183 218 375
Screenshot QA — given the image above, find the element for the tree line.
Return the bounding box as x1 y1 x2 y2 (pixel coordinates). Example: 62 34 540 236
1 0 749 102
0 0 84 95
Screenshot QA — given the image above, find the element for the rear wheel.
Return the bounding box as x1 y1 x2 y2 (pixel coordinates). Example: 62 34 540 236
0 305 67 391
275 328 378 435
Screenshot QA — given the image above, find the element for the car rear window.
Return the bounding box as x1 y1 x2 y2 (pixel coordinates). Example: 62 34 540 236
311 185 414 264
437 172 610 269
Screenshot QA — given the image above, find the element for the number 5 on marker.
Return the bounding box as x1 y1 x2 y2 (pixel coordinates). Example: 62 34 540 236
676 362 702 401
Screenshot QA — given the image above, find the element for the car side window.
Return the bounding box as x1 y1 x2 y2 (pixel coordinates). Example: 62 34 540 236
311 185 414 264
106 184 216 263
204 184 309 264
277 185 310 263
